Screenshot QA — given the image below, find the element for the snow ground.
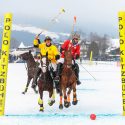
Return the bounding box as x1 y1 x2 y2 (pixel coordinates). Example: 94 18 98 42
0 61 125 125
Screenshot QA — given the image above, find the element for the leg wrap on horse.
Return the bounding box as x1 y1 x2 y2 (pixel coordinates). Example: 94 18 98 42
38 98 44 111
38 98 43 105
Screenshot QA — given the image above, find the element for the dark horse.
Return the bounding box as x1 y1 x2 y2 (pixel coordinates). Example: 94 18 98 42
59 49 78 109
19 50 39 94
37 54 55 112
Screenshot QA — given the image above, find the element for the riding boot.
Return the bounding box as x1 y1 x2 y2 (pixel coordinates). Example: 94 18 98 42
52 71 56 78
53 71 60 93
74 63 81 85
75 71 81 85
32 67 41 88
54 63 62 93
54 63 62 82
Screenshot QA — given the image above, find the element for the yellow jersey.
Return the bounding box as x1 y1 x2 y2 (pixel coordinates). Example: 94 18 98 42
34 39 59 63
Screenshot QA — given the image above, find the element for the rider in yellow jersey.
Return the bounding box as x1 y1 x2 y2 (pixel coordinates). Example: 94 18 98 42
32 36 60 88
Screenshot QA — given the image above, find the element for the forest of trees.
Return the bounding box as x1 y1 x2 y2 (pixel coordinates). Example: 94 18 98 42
78 31 111 59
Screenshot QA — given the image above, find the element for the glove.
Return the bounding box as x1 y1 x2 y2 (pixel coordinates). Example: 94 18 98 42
35 35 41 43
55 55 60 60
35 35 39 39
34 36 40 48
75 54 79 59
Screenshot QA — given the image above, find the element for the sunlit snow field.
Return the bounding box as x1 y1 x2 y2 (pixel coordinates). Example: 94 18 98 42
1 61 125 125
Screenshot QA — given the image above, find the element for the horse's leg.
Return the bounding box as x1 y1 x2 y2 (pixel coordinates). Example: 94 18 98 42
32 68 41 93
48 89 55 106
22 77 32 94
52 89 56 101
63 88 69 108
72 84 78 105
31 81 38 94
32 68 41 88
38 89 44 112
67 88 72 107
59 90 63 109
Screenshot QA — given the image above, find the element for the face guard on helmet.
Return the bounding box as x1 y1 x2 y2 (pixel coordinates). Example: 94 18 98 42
44 36 52 41
71 33 80 40
71 33 80 45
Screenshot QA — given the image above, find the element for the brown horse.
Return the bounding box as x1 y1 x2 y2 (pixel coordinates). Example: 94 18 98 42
59 49 78 109
37 54 55 112
19 50 39 94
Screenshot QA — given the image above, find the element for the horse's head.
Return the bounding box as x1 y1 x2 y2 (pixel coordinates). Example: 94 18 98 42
64 49 72 68
41 52 49 73
19 50 32 61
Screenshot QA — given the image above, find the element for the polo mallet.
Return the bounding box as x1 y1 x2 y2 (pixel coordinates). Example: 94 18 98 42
37 8 65 37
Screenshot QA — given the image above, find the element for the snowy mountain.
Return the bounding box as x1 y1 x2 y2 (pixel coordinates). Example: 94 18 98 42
12 24 60 39
0 24 119 50
0 24 70 47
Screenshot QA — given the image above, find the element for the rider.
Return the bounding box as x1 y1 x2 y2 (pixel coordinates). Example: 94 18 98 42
54 32 81 85
32 35 60 88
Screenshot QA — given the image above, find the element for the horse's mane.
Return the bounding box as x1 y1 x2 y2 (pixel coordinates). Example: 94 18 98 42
61 49 74 76
20 52 37 68
29 53 36 64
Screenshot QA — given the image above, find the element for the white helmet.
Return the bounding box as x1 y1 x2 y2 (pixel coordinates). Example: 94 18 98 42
71 32 80 40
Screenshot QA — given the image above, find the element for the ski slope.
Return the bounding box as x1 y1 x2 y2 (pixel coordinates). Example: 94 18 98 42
1 61 125 125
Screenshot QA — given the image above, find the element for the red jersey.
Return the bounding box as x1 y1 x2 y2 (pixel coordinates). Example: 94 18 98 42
60 40 80 58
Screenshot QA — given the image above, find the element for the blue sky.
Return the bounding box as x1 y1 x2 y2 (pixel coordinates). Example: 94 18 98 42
0 0 125 37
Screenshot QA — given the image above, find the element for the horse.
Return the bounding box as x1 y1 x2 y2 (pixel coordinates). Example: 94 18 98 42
19 50 39 94
59 49 78 109
37 53 55 112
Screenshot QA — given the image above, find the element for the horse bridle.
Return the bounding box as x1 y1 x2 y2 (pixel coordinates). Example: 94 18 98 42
40 56 49 72
41 63 47 68
64 62 72 68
